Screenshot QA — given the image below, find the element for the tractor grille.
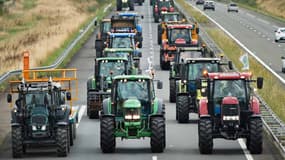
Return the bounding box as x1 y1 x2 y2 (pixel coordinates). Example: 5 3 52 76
31 115 47 125
222 104 239 116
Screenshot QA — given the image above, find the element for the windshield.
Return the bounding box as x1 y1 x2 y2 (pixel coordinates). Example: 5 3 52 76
112 37 133 48
230 4 237 7
99 60 126 77
170 28 191 43
163 14 179 21
159 1 171 8
188 63 219 80
102 22 111 33
213 80 246 98
25 92 51 106
117 80 149 101
105 52 129 58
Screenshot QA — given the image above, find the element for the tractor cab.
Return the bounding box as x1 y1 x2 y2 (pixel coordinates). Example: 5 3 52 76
102 48 142 74
113 12 143 33
167 25 194 46
153 0 175 22
161 12 181 22
109 33 142 49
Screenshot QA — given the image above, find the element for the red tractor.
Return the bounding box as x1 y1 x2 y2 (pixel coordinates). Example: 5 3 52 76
198 72 264 154
159 24 199 70
153 0 175 22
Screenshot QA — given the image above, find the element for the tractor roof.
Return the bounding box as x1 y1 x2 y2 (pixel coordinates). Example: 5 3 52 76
109 33 136 37
208 72 252 80
161 12 180 15
96 57 128 61
113 75 152 80
104 48 134 52
185 58 221 63
117 12 139 17
167 24 193 29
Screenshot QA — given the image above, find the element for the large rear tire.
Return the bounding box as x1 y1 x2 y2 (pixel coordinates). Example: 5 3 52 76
157 25 162 44
100 117 116 153
69 123 74 146
117 0 122 11
129 1 135 11
198 118 213 154
169 79 176 102
248 118 263 154
12 126 23 158
176 95 189 123
150 117 165 153
56 126 68 157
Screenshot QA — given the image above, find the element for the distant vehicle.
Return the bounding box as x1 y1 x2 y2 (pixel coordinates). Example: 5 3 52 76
196 0 204 5
227 3 238 12
203 1 215 11
275 27 285 42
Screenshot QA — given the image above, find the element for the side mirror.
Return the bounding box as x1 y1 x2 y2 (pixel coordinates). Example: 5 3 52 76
7 94 12 103
257 77 263 89
66 92 72 101
137 51 142 57
196 27 200 34
94 20 97 26
228 61 233 70
157 81 163 89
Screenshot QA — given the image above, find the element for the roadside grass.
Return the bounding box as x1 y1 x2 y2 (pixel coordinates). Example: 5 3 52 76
23 0 37 10
176 0 285 122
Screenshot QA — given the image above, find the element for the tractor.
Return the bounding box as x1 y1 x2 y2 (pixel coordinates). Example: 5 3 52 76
174 56 233 123
160 12 183 23
198 72 263 154
95 33 142 58
110 12 143 47
117 0 135 11
6 52 78 158
86 57 129 119
95 19 111 57
100 75 165 153
153 0 175 22
158 24 200 70
103 48 142 74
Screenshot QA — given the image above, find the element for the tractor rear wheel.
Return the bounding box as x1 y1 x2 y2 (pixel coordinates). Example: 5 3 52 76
154 14 159 23
117 0 122 11
56 126 68 157
169 79 176 102
176 95 189 123
151 117 165 153
129 1 135 11
139 0 143 6
100 116 116 153
12 126 23 158
69 123 74 146
198 118 213 154
248 118 263 154
157 25 162 44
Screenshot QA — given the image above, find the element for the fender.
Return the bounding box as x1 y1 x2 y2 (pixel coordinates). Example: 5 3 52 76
87 76 96 91
102 98 111 115
199 98 208 116
152 98 165 115
250 96 260 114
56 105 71 122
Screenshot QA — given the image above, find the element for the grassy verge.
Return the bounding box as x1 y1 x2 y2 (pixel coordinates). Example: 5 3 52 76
176 0 285 122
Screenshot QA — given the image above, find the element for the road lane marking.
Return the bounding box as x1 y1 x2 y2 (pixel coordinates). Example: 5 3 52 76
238 139 254 160
76 105 86 128
103 4 112 13
152 156 157 160
257 18 270 25
146 0 154 73
246 13 255 18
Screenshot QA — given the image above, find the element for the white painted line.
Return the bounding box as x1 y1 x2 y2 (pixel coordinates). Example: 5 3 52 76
258 32 261 35
103 4 112 13
262 35 266 37
238 139 254 160
278 44 282 47
253 30 256 32
272 25 279 29
246 13 256 18
76 105 86 128
257 18 270 25
267 38 271 41
152 156 158 160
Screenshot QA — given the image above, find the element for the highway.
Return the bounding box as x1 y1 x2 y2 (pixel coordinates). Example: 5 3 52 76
188 0 285 78
0 0 282 159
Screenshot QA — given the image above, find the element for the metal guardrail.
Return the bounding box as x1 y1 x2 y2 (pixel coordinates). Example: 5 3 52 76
0 17 98 84
174 0 285 155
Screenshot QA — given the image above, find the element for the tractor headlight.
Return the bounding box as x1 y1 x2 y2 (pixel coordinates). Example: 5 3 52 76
122 0 128 2
124 114 140 120
32 125 37 131
125 115 132 120
41 125 46 131
223 116 239 121
132 114 140 120
201 88 206 93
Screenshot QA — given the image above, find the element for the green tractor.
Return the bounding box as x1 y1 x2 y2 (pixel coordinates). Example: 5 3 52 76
103 48 142 75
7 71 79 158
86 57 129 119
173 57 233 123
100 75 165 153
117 0 135 11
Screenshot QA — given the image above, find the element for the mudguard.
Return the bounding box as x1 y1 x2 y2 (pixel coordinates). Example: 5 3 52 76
87 76 96 91
176 80 187 95
56 105 71 122
152 98 165 115
102 98 111 115
250 96 260 114
199 98 209 116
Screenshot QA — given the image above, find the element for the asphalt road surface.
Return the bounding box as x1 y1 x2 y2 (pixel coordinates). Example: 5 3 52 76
0 0 282 160
188 0 285 79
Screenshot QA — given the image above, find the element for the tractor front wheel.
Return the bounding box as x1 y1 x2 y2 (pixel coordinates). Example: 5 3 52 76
248 118 263 154
169 79 176 102
176 95 189 123
56 126 69 157
198 118 213 154
151 117 165 153
100 116 116 153
12 126 23 158
117 0 122 11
